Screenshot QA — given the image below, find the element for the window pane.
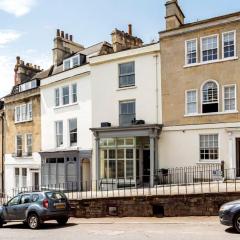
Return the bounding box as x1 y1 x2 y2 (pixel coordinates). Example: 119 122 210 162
186 40 197 64
186 90 197 114
56 121 63 147
119 62 135 88
16 135 23 157
62 86 69 105
200 134 219 160
119 101 136 126
224 86 236 111
223 32 235 58
26 134 32 156
69 119 77 146
202 36 218 62
72 84 77 103
55 88 60 106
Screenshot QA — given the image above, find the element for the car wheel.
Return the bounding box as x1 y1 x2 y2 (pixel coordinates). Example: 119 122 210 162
27 213 40 230
233 213 240 233
57 217 69 226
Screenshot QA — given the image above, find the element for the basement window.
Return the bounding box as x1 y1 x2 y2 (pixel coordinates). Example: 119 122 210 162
202 81 219 113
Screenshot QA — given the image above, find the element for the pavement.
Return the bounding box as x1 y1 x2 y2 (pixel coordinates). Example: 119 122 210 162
0 217 239 240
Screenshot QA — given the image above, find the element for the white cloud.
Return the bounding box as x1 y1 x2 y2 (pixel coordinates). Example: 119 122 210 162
0 0 37 17
0 56 14 98
0 51 52 98
0 30 22 47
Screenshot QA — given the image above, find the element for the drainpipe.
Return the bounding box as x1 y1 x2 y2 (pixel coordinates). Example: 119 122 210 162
153 53 159 124
0 112 4 193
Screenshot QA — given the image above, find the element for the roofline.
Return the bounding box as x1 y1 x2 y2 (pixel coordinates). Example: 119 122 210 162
160 11 240 35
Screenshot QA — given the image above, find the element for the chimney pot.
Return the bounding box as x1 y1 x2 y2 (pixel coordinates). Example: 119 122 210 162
56 29 60 37
69 35 73 41
128 24 132 36
61 31 64 38
65 33 69 40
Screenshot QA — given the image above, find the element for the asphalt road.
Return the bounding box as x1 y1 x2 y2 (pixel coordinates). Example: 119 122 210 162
0 217 239 240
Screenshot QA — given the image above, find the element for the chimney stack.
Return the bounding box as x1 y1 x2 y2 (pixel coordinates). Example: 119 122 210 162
111 25 143 52
165 0 185 30
52 29 84 66
14 56 42 86
56 29 60 37
128 24 132 36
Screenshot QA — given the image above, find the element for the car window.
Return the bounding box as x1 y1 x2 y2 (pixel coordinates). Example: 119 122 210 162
46 192 66 200
32 194 40 202
20 194 31 204
8 196 20 206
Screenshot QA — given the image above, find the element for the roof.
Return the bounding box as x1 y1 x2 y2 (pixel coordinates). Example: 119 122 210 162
51 41 111 76
160 11 240 35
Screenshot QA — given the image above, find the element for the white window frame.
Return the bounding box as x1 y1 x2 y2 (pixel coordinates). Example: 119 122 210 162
55 88 60 107
222 84 237 112
68 118 78 147
185 89 198 115
200 80 220 113
55 121 63 148
222 30 237 59
15 102 32 123
199 134 219 162
25 133 33 156
16 134 23 157
62 86 70 105
63 55 80 71
200 34 219 63
71 83 78 103
185 39 198 65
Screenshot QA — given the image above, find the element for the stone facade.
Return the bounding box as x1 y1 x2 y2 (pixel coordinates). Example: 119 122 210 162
4 89 41 155
0 102 4 192
71 192 240 218
160 17 240 127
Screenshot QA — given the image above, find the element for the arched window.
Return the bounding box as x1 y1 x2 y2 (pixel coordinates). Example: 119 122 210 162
202 81 219 113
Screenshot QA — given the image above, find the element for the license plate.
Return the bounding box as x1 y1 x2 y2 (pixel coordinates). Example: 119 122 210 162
55 204 65 209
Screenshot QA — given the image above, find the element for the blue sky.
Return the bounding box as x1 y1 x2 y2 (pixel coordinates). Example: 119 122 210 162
0 0 240 98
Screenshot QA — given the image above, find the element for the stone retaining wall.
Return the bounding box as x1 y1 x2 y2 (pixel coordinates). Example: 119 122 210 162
70 192 240 218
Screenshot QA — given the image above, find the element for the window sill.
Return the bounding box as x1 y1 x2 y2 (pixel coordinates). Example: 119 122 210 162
15 119 32 124
197 160 222 164
54 102 79 110
184 56 238 68
116 86 137 91
184 110 238 117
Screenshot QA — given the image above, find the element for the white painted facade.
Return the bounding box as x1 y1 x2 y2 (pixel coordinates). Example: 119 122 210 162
90 43 161 182
40 65 92 187
5 153 41 196
41 65 92 152
160 122 240 170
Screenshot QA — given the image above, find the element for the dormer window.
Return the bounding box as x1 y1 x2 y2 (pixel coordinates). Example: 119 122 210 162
202 81 219 113
18 80 38 93
63 55 80 70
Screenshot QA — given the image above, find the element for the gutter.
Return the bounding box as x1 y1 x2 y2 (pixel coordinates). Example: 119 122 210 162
0 112 4 193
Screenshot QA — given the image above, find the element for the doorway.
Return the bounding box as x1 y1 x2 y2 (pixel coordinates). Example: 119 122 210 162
32 172 39 190
236 138 240 177
143 150 150 183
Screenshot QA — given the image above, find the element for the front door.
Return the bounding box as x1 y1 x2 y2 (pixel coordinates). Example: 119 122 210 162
33 172 39 190
236 138 240 177
143 150 150 183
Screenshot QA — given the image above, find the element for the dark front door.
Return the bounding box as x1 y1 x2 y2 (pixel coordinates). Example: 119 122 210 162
236 139 240 177
143 150 150 183
34 172 39 190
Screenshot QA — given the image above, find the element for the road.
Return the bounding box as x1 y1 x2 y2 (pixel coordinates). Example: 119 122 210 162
0 217 239 240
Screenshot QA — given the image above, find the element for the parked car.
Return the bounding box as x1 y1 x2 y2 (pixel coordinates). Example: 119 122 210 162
219 200 240 233
0 191 71 229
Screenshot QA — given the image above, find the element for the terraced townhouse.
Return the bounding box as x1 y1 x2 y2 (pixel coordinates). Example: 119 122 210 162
4 58 51 195
40 26 160 190
0 100 4 192
159 0 240 176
